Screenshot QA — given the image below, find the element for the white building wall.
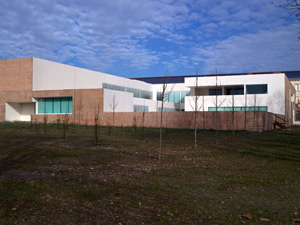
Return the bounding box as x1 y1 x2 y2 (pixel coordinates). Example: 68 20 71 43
103 89 134 112
5 103 35 121
20 103 35 121
6 103 22 121
185 74 286 115
33 58 154 94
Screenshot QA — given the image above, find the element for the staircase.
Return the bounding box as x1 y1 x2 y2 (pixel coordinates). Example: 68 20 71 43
273 114 287 129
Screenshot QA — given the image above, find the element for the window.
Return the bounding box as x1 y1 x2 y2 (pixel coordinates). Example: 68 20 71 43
246 84 267 94
180 91 190 104
296 111 300 121
103 83 152 100
133 105 149 112
208 106 268 112
225 87 244 95
158 107 179 112
37 97 72 114
209 88 222 96
174 91 180 104
156 91 190 104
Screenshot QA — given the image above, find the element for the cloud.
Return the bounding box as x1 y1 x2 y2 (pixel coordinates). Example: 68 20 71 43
0 0 299 77
192 24 300 74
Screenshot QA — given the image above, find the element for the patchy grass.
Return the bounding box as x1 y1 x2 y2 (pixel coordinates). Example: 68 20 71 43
0 122 300 224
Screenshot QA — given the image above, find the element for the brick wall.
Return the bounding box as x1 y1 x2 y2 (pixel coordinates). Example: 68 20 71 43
32 110 276 131
0 58 33 121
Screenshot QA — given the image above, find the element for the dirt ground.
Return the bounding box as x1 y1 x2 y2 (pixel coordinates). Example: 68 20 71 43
0 122 300 224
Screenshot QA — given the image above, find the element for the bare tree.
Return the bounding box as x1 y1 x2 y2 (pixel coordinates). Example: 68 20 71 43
156 100 159 130
110 94 119 129
33 103 38 135
56 115 61 129
85 112 89 130
133 113 137 134
165 111 169 136
141 102 146 139
202 95 205 129
77 93 83 127
274 0 300 42
244 91 248 130
213 74 226 145
94 105 100 146
251 94 258 132
228 94 235 140
189 76 203 149
43 115 48 136
63 114 69 140
158 65 175 160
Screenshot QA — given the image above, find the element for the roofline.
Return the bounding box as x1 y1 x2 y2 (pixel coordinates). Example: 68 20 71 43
131 70 300 79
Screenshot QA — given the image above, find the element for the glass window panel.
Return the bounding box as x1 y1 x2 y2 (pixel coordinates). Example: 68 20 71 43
169 92 175 103
61 97 69 113
209 89 222 96
180 91 188 104
157 92 162 101
225 87 244 95
174 91 180 104
68 97 73 113
38 98 46 114
45 98 53 114
246 84 267 94
53 98 61 113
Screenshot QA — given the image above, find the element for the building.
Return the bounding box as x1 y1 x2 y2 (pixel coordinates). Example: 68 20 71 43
0 57 297 128
135 71 300 125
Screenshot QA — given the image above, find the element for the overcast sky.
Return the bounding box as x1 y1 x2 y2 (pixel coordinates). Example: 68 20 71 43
0 0 299 77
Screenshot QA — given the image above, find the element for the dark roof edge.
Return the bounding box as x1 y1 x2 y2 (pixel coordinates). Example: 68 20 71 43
131 70 300 79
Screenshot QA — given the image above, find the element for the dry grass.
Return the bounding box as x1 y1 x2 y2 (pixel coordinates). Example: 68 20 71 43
0 122 300 224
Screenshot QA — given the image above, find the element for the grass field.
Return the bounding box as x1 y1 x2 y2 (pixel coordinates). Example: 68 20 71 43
0 122 299 224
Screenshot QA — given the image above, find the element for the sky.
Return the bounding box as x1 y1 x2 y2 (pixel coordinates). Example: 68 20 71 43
0 0 299 78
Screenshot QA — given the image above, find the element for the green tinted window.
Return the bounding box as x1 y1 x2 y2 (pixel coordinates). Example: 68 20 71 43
37 97 72 114
61 97 69 113
45 98 53 114
53 98 61 113
208 106 268 112
38 98 46 114
174 92 180 104
68 97 72 113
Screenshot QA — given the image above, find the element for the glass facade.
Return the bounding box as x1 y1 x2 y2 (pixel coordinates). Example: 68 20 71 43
157 91 190 104
208 106 268 112
225 87 244 95
37 97 72 114
102 83 152 100
158 107 180 112
134 105 149 112
246 84 268 94
209 88 222 96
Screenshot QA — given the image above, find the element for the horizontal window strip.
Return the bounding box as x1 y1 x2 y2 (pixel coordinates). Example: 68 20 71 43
157 91 190 104
133 105 149 112
103 83 152 100
37 97 72 114
208 106 268 112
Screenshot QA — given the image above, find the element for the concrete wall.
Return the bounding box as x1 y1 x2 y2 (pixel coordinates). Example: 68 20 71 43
33 58 153 93
6 103 35 121
103 89 134 112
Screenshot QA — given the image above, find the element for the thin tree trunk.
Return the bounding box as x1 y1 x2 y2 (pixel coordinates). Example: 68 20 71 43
194 111 197 149
244 93 247 130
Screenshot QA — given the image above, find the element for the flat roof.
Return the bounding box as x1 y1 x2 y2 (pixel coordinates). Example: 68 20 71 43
132 70 300 84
